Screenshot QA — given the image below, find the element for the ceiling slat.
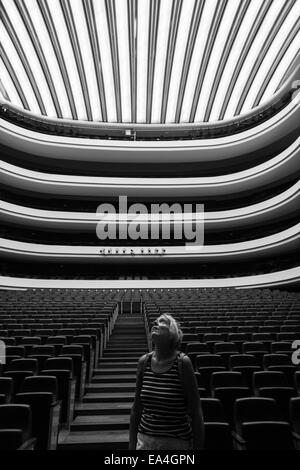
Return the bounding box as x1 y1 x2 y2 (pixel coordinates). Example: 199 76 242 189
105 0 122 122
15 0 63 118
0 1 46 115
189 0 228 123
83 0 107 122
219 0 273 120
160 0 182 124
37 0 78 119
60 0 93 120
235 0 296 115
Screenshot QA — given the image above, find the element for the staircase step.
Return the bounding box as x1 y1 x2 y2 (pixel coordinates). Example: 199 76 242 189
75 403 132 416
71 415 130 431
86 383 136 393
59 430 129 450
83 392 134 403
98 359 138 366
94 367 137 374
92 374 136 383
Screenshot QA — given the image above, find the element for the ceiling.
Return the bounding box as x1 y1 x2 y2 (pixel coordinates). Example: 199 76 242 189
0 0 299 124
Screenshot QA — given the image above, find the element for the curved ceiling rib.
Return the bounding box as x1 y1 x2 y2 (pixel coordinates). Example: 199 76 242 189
189 0 227 123
0 43 29 109
204 0 251 122
0 0 299 124
160 0 182 124
219 0 273 120
83 0 107 122
235 0 296 115
105 0 122 122
175 0 205 123
15 0 62 118
146 0 160 124
60 0 92 121
36 0 77 119
0 1 46 115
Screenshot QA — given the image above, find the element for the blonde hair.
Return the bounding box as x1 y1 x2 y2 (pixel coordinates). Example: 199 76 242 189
158 314 183 350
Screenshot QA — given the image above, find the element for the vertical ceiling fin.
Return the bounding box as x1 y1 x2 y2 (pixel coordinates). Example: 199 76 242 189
235 0 297 115
160 0 182 124
219 0 273 120
0 43 28 108
60 0 93 121
175 0 205 124
105 0 122 122
15 0 63 118
37 0 78 119
189 0 228 123
127 0 137 123
0 1 47 115
204 0 251 122
83 0 107 122
146 0 160 123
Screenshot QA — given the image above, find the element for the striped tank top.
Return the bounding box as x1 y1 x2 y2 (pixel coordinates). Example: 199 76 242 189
138 354 192 440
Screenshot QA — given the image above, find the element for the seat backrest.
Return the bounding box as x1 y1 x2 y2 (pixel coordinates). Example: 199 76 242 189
211 371 244 390
263 354 290 368
234 397 282 434
44 357 73 374
0 404 32 440
9 359 38 374
253 371 288 390
290 397 300 434
200 398 226 422
21 376 58 399
229 354 257 368
196 354 224 368
0 377 13 397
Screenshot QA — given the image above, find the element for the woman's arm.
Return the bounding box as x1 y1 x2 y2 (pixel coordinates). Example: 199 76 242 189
128 355 146 450
182 355 205 450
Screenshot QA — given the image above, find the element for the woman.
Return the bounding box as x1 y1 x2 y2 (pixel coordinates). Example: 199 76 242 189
129 314 205 450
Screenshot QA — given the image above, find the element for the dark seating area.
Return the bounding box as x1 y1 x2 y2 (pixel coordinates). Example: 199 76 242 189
0 287 299 450
0 289 117 449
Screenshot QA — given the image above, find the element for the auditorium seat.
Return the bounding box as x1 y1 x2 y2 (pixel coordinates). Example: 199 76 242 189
3 371 34 396
240 422 295 450
290 397 300 449
211 371 245 395
252 371 288 394
41 369 75 429
0 404 36 450
214 387 251 427
8 358 38 374
0 377 13 404
204 423 234 450
186 343 210 369
196 355 226 391
229 354 261 388
258 387 297 420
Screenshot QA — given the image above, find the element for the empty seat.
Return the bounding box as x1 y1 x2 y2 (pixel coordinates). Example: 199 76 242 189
0 377 13 404
200 398 226 423
263 354 290 368
252 371 288 394
241 422 294 450
21 376 58 400
196 355 226 391
211 371 245 395
3 371 34 396
30 346 55 357
186 343 210 368
290 397 300 449
204 423 234 450
258 387 297 420
214 387 251 427
229 354 261 388
41 369 75 429
0 404 35 450
15 392 60 450
8 359 38 374
44 357 73 375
